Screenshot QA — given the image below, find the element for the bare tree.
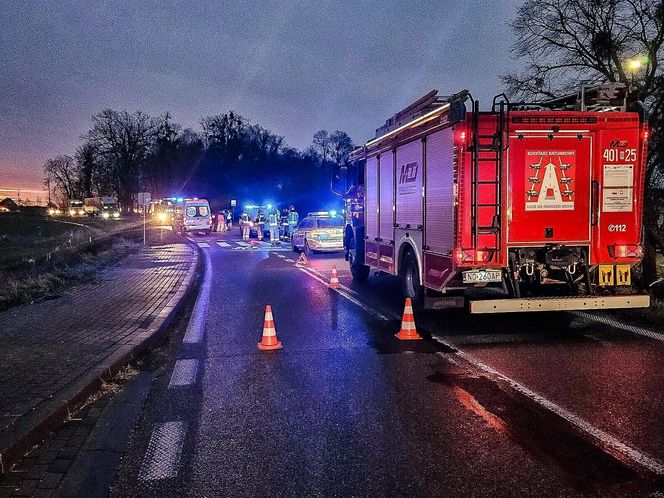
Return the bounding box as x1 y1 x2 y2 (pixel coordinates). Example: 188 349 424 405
43 155 79 204
502 0 662 103
83 109 159 211
329 130 354 168
75 142 98 198
311 130 332 167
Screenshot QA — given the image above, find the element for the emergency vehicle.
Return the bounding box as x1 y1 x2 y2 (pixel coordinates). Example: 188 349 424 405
332 84 650 313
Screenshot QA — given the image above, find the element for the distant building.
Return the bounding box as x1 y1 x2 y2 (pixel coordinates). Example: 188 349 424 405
0 197 19 212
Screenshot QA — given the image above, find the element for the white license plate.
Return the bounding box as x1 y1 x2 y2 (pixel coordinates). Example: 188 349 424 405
462 270 502 283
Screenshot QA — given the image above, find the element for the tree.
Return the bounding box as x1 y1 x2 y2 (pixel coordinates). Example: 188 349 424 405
329 130 354 168
43 155 79 204
311 130 332 167
75 142 97 198
83 109 159 211
502 0 664 285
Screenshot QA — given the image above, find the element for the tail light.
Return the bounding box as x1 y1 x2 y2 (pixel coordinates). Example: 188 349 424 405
455 248 490 264
609 244 643 259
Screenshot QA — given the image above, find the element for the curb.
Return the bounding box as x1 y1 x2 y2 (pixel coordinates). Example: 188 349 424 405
0 243 201 474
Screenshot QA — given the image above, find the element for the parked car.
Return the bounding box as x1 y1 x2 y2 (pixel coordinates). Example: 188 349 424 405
291 211 344 256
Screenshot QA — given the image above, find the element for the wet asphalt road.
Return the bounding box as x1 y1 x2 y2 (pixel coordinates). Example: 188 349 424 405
111 230 664 497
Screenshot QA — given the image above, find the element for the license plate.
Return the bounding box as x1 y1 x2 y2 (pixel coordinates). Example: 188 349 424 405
463 270 502 283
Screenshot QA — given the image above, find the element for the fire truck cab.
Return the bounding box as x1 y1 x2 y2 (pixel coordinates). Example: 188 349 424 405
332 84 650 313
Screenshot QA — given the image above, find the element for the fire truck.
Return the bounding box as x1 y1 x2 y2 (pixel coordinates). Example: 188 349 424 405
332 84 650 313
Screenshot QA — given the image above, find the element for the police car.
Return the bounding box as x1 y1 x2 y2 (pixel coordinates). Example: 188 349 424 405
291 211 344 256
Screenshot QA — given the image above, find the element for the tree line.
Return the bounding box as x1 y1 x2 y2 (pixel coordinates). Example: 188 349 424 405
44 110 354 215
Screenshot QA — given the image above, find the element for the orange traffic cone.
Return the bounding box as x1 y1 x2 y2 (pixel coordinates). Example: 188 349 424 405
257 305 283 351
395 298 422 340
329 265 340 289
296 252 309 265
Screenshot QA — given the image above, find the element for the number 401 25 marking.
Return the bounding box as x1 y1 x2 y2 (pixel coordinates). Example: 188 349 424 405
603 148 636 162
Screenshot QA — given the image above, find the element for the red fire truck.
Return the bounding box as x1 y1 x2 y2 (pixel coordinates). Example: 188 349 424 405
332 84 651 313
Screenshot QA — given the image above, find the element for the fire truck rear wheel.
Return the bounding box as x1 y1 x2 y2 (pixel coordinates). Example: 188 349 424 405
401 250 423 307
350 261 370 282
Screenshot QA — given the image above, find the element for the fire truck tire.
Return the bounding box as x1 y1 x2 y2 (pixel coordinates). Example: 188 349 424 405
350 262 370 282
401 250 423 306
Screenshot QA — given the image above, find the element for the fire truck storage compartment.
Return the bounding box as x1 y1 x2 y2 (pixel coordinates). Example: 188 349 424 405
365 155 379 267
378 151 395 273
424 128 456 254
395 140 423 228
507 134 592 244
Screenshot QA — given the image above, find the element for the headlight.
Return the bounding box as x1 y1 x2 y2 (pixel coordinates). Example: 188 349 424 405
102 212 110 219
157 212 168 222
113 212 120 218
69 209 75 216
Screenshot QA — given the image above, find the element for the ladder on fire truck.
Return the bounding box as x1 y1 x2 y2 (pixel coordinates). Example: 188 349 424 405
469 95 508 263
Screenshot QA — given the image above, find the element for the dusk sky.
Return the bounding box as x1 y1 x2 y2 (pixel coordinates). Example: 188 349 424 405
1 0 520 201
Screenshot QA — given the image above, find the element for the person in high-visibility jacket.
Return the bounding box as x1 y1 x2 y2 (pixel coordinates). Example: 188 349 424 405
287 206 299 238
268 209 280 245
255 209 265 241
240 212 252 241
225 210 232 231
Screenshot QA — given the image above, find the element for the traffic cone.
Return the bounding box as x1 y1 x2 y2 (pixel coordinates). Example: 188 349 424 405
297 252 309 265
257 305 282 351
395 298 422 341
329 265 340 289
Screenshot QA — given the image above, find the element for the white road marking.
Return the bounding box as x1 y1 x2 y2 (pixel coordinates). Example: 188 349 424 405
183 251 211 344
168 359 199 387
197 242 211 248
294 261 664 476
438 348 664 476
277 254 286 259
139 421 186 480
285 258 295 263
295 266 391 321
572 311 664 343
216 241 230 247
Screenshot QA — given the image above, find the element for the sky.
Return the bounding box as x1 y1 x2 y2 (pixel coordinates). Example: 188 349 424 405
0 0 520 201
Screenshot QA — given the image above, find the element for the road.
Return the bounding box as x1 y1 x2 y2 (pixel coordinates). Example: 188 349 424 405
110 229 664 497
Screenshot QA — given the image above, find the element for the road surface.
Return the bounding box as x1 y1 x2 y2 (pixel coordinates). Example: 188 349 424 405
111 230 664 497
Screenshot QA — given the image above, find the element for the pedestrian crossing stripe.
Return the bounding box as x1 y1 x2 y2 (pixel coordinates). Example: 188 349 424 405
216 241 230 247
197 242 211 248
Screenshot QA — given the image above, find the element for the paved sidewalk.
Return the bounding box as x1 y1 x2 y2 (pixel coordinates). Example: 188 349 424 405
0 237 196 472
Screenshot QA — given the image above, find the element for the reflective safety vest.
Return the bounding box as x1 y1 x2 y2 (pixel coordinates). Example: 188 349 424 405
268 213 279 226
288 211 299 224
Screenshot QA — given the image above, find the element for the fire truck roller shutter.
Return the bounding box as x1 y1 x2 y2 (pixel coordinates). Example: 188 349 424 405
365 156 379 240
396 140 423 228
424 128 455 254
379 151 395 240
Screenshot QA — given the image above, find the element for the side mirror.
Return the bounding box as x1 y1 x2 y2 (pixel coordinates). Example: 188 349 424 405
331 164 348 196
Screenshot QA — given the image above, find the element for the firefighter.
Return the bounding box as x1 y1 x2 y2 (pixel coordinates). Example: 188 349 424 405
287 206 299 238
240 211 251 241
226 210 233 231
280 208 289 240
268 209 280 245
255 209 265 241
216 210 225 232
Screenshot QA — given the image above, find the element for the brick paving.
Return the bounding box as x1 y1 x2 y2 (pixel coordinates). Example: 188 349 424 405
0 237 195 479
0 382 113 497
